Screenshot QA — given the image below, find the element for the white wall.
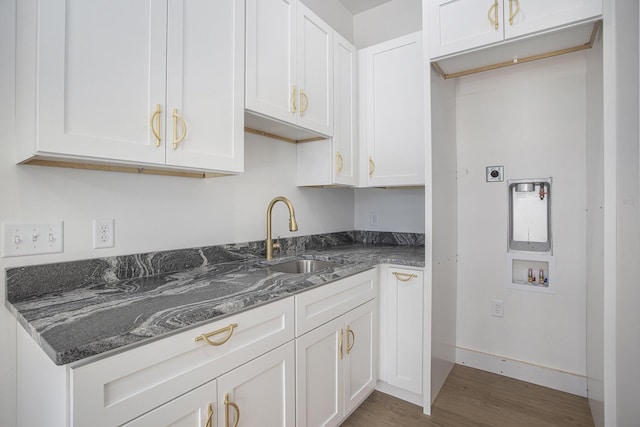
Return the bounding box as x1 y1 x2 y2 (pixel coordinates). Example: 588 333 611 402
0 2 354 424
354 189 425 232
455 54 588 379
586 29 605 427
353 0 422 49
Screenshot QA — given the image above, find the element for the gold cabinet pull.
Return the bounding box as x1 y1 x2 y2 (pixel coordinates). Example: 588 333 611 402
336 153 344 174
509 0 520 25
204 403 214 427
150 104 162 147
339 329 344 360
172 108 188 149
368 157 375 177
291 86 297 113
393 272 417 282
488 0 499 29
300 89 309 115
346 326 355 355
224 393 240 427
195 323 238 346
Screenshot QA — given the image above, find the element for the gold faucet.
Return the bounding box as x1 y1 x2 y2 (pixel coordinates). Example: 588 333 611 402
266 196 298 260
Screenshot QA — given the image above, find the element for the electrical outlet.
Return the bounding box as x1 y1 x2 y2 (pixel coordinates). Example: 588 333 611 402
370 212 379 226
492 299 504 318
93 219 114 249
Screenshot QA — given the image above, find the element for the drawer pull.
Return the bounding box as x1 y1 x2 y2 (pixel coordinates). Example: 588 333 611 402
346 326 355 354
205 403 214 427
224 393 240 427
393 272 417 282
195 323 238 346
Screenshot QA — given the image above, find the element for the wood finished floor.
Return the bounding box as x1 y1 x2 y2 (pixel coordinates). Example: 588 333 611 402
342 364 594 427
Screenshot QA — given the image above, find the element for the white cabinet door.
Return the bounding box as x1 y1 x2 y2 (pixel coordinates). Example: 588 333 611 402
382 268 424 395
333 33 358 186
344 300 376 415
36 0 167 164
362 32 425 187
429 0 504 59
296 32 356 187
296 317 344 427
245 0 296 125
123 381 217 427
296 3 333 136
217 342 296 427
165 0 244 172
504 0 603 39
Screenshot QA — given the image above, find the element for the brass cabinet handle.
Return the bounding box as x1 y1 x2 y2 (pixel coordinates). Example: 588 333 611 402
488 0 499 29
224 393 240 427
339 329 344 360
150 104 162 147
346 326 355 355
336 153 344 175
205 403 214 427
291 86 297 113
172 108 188 149
393 272 417 282
195 323 238 346
509 0 520 25
368 157 375 177
300 89 309 115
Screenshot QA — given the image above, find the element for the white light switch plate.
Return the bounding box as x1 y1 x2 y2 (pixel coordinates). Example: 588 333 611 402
2 222 64 257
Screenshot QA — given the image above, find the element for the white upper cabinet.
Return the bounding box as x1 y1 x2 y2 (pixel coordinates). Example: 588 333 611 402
16 0 244 176
429 0 602 59
360 32 425 187
245 0 333 139
165 0 244 172
297 33 358 187
504 0 602 39
429 0 505 59
245 0 296 125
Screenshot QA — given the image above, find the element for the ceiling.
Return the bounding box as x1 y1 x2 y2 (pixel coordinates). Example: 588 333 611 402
337 0 392 15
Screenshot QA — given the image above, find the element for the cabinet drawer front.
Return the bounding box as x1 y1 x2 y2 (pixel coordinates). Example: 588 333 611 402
295 269 376 336
71 297 294 427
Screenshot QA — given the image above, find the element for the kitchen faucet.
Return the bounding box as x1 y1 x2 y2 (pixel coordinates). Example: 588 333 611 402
266 196 298 260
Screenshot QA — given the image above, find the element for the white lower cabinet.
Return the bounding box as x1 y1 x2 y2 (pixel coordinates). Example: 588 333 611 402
378 266 424 399
123 380 217 427
216 341 296 427
125 342 295 427
17 270 383 427
295 269 377 427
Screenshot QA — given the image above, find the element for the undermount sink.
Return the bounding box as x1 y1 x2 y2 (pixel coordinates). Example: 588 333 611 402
267 259 340 274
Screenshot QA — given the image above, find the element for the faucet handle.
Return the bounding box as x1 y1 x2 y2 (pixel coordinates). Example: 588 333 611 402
272 236 281 253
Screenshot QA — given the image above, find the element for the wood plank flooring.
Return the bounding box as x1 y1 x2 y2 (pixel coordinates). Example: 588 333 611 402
342 364 594 427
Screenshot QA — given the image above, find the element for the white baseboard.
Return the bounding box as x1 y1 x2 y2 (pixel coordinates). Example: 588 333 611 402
375 381 424 406
455 347 587 397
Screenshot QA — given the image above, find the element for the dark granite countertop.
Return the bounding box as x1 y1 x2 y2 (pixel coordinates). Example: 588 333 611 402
6 232 424 366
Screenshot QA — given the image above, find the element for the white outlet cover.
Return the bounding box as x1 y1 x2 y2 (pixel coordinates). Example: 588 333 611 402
2 222 64 257
93 219 114 249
